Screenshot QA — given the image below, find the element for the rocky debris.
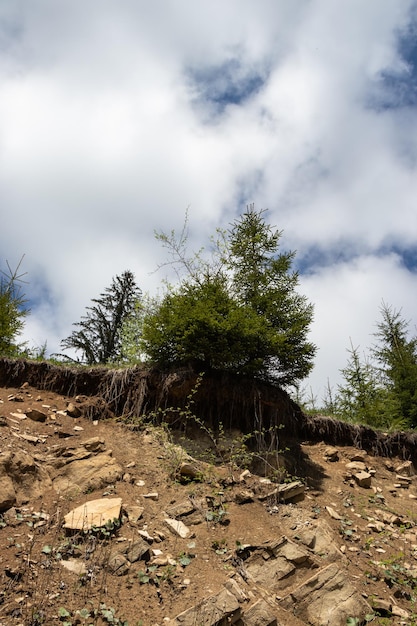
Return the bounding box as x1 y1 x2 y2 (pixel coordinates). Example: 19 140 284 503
241 599 279 626
63 497 122 531
395 460 415 476
164 517 190 538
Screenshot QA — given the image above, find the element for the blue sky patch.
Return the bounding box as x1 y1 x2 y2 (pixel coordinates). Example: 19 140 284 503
369 6 417 110
186 57 268 119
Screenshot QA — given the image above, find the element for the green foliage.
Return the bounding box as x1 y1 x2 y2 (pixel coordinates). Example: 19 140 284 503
331 303 417 430
139 206 316 386
0 256 29 357
372 302 417 428
60 270 141 365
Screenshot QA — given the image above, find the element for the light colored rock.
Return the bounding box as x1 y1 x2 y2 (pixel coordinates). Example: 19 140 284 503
165 500 195 518
143 492 159 500
354 471 372 488
395 460 414 476
346 461 367 472
60 558 87 575
326 506 342 520
391 604 410 618
52 451 123 495
107 553 130 575
164 517 190 538
324 447 339 462
0 448 52 505
63 497 122 531
124 504 144 522
66 402 82 418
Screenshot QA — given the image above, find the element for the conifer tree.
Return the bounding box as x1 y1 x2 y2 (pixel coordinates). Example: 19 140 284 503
61 270 141 365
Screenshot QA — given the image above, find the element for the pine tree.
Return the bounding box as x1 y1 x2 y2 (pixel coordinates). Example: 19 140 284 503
372 302 417 428
0 257 29 357
61 271 141 365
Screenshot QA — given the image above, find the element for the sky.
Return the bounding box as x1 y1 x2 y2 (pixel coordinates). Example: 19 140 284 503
1 0 417 402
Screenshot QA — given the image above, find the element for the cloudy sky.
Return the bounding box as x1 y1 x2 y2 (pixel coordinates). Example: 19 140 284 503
1 1 417 401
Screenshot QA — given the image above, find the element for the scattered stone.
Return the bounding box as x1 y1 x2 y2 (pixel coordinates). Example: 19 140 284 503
239 469 252 481
0 475 16 511
178 461 203 481
124 539 150 563
354 471 372 488
325 506 342 520
235 489 255 504
61 558 87 576
324 447 339 462
108 553 130 576
26 408 48 423
63 497 122 531
391 605 410 619
166 500 196 518
164 517 190 539
143 492 159 500
66 402 82 418
367 521 386 533
259 481 305 503
124 505 144 522
396 460 414 476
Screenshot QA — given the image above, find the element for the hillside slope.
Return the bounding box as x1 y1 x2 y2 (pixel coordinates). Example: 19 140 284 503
0 369 416 625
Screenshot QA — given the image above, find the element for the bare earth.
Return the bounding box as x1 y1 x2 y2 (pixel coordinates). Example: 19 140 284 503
0 382 416 626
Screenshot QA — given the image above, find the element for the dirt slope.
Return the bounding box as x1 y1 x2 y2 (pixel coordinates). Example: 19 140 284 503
0 382 416 626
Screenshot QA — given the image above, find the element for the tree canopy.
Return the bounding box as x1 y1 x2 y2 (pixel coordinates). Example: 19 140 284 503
139 206 316 386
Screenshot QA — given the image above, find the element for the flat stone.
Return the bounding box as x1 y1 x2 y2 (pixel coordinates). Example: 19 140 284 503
346 461 367 472
326 506 342 520
63 497 122 531
66 402 82 418
164 517 190 538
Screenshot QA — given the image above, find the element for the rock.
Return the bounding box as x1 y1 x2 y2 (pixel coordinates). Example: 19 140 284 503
26 408 48 423
260 481 305 503
350 452 367 462
242 599 278 626
107 553 130 576
124 504 144 522
324 447 339 462
279 562 371 626
164 518 190 538
391 604 410 619
166 500 196 518
345 461 367 472
354 471 372 488
1 448 52 505
143 492 159 500
63 497 122 531
395 460 414 476
124 538 150 563
326 506 342 520
371 598 391 613
224 577 249 602
61 558 87 576
66 402 82 418
52 448 123 495
178 461 203 481
235 489 255 504
169 588 241 626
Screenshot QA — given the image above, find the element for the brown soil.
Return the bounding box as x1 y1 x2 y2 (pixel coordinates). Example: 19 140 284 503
0 380 416 626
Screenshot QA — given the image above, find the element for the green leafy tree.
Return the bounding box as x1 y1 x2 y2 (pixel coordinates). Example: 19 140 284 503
372 302 417 428
140 206 316 386
61 270 141 365
0 257 29 357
